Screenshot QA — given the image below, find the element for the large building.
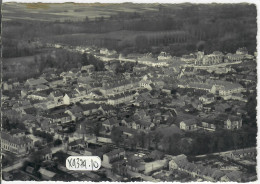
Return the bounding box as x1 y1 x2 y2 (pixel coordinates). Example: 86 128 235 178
1 131 33 155
157 52 172 60
224 116 242 130
195 51 224 65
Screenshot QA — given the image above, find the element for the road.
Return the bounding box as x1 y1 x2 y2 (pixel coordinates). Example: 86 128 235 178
3 145 64 173
195 147 256 158
187 61 242 68
2 158 28 172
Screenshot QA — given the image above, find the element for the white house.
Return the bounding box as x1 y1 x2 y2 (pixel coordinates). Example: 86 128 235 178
224 116 242 130
180 119 198 131
63 94 70 105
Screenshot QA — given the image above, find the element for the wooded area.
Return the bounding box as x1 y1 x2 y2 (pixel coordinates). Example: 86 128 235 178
2 3 257 58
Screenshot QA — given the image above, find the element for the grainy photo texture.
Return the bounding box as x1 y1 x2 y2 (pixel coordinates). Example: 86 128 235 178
0 1 257 182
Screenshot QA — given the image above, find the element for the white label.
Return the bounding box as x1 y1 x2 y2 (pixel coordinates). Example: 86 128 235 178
66 156 101 171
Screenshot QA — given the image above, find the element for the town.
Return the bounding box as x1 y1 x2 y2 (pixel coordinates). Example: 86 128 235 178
1 44 257 181
1 2 257 182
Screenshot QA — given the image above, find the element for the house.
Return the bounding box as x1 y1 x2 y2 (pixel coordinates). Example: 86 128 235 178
25 77 48 88
131 120 154 131
98 105 116 116
48 77 64 88
35 84 49 91
65 105 84 121
77 76 95 87
102 118 119 131
157 52 172 60
215 103 231 113
111 161 128 176
220 171 243 182
100 78 139 96
199 120 216 131
225 53 243 62
139 79 152 89
89 90 103 99
81 65 95 73
60 71 78 83
45 112 72 124
80 103 99 116
127 160 145 172
181 54 196 63
35 147 52 160
27 91 49 101
119 127 137 138
224 116 242 130
100 48 117 56
162 85 172 94
103 148 125 165
218 83 245 97
74 87 87 96
68 139 87 151
49 91 63 104
144 159 168 174
180 119 198 131
107 91 135 106
169 154 188 170
236 47 248 55
39 167 56 180
134 109 151 121
199 94 215 104
169 154 226 181
1 131 33 155
63 94 70 105
162 111 176 122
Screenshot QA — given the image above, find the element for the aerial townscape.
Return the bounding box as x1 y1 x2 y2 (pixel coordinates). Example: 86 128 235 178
1 2 257 182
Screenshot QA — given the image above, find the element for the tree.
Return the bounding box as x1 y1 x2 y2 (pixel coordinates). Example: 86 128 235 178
111 127 123 146
135 35 149 51
30 151 43 164
34 140 42 148
152 132 161 149
54 139 62 147
81 52 89 66
2 117 11 131
217 137 225 153
178 138 192 155
93 122 102 137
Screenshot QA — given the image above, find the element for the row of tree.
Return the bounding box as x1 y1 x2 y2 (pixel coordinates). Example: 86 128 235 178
32 129 54 143
110 125 256 156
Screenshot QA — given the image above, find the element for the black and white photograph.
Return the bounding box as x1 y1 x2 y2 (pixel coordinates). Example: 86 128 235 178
0 0 258 182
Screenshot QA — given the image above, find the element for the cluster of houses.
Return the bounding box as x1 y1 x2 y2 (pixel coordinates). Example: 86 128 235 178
169 154 244 182
194 48 253 66
95 47 254 69
1 44 256 182
179 115 242 132
178 78 247 102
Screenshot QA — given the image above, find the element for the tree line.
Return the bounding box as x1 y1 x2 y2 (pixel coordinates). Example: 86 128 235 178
110 125 256 156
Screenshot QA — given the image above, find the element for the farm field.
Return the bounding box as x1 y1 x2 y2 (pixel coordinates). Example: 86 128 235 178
2 3 158 22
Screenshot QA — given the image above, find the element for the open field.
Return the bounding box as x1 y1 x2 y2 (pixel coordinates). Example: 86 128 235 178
2 3 158 22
